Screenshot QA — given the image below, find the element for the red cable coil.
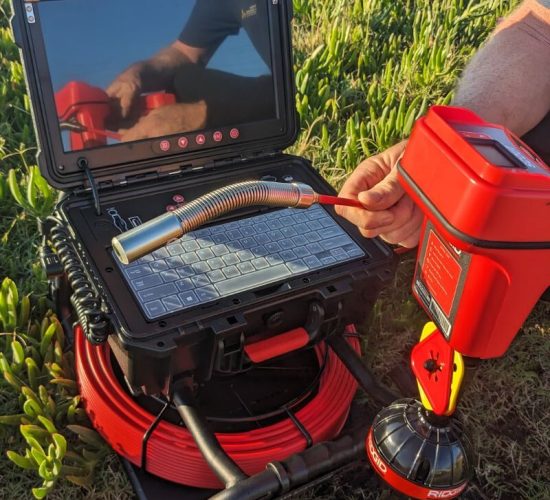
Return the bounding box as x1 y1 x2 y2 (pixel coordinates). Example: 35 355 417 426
75 326 361 489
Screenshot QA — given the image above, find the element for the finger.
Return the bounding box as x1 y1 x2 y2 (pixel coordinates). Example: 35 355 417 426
358 167 405 211
339 207 395 234
119 91 134 119
379 205 424 245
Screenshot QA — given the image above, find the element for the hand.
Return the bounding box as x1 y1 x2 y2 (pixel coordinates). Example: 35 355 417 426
335 140 424 248
106 66 143 119
119 101 207 142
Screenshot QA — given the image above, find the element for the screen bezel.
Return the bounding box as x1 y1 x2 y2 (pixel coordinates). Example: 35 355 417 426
17 0 297 187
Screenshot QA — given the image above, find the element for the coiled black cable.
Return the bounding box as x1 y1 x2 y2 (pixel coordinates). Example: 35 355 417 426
46 215 110 344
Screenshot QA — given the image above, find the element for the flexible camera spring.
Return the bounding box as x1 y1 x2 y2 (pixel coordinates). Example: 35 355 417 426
47 216 110 344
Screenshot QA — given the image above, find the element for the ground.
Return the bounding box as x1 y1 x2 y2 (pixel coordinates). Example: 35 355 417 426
1 0 548 499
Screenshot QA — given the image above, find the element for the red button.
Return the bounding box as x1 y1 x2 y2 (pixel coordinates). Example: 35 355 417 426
159 140 171 152
213 131 223 142
166 205 177 212
178 137 189 149
173 194 185 203
230 128 240 139
195 134 206 145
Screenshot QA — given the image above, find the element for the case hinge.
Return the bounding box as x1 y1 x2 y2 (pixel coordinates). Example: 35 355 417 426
77 157 102 215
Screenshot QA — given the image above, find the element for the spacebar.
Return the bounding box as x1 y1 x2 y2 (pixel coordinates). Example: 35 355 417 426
215 265 291 296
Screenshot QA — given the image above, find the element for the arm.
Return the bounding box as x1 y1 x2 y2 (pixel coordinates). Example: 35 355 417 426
454 0 550 135
338 0 550 248
106 41 208 118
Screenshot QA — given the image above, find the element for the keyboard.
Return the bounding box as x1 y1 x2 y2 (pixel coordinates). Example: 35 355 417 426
116 205 365 320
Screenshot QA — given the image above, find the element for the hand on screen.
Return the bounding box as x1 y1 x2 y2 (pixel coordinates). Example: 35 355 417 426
335 140 423 248
106 66 143 119
119 101 207 142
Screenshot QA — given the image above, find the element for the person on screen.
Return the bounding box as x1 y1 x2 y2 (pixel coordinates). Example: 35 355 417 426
335 0 550 249
107 0 275 142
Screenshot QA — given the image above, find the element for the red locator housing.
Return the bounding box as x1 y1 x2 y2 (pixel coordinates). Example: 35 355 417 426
398 106 550 358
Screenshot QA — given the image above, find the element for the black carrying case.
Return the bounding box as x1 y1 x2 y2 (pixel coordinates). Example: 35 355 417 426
11 0 396 395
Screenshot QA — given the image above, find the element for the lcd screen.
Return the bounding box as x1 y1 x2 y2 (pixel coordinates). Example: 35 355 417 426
38 0 277 152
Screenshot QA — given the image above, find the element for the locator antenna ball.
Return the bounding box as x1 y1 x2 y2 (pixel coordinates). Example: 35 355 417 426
111 180 365 265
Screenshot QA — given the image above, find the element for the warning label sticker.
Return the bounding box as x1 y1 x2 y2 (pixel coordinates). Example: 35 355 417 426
413 224 470 339
421 231 462 316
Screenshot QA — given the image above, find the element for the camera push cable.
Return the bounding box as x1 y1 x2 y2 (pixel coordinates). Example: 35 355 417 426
74 325 361 489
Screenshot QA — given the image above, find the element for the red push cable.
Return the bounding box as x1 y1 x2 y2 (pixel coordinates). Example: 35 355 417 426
75 326 361 489
318 194 364 209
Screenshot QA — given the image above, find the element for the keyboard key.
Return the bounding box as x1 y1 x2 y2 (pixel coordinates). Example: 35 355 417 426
144 300 166 318
304 255 322 269
222 254 240 266
192 275 210 288
213 233 229 244
267 230 284 242
281 226 297 238
278 239 296 250
306 242 323 254
196 286 220 301
210 225 225 234
192 261 211 274
251 245 268 257
308 220 322 231
237 250 254 262
138 283 178 302
207 270 226 283
266 254 283 266
295 223 308 234
305 231 321 242
223 266 240 279
165 256 184 269
197 248 215 261
280 250 297 262
253 222 268 233
237 262 255 274
207 257 225 270
287 259 309 273
322 235 352 251
294 246 310 258
153 248 170 259
215 264 291 295
227 229 242 240
268 219 283 229
181 252 199 265
176 278 193 291
193 228 211 237
150 260 169 272
293 213 308 223
177 265 195 278
323 226 345 238
212 244 229 256
125 264 153 279
179 291 199 307
240 225 256 237
160 270 179 282
292 235 308 247
182 240 200 252
167 243 184 256
241 237 256 249
162 295 182 312
227 240 243 251
254 233 271 245
252 257 269 270
346 248 364 258
265 242 281 253
320 217 335 228
131 274 163 291
197 237 215 248
320 256 336 265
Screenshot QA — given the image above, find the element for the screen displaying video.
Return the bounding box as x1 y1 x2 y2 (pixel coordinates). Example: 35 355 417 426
39 0 277 152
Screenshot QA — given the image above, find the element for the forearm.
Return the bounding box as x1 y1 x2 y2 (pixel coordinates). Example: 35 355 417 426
132 45 193 92
453 0 550 136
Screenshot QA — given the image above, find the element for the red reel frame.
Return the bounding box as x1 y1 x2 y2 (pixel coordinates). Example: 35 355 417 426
75 326 361 489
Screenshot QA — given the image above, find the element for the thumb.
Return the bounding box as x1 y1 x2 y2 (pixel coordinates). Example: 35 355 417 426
358 168 404 210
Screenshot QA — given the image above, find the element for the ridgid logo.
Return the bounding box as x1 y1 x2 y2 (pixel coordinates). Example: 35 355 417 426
367 433 387 474
427 485 466 498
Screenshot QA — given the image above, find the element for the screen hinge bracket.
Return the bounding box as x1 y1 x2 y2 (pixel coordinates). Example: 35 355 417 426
77 157 102 215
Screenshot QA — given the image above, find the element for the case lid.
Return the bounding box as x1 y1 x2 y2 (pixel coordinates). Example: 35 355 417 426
11 0 297 189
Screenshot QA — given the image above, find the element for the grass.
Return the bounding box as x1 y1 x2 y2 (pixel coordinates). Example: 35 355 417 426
1 0 549 498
